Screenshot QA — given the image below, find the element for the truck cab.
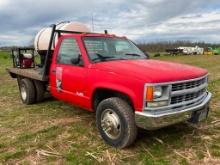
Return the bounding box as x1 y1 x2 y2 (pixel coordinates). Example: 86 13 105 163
49 33 147 109
7 24 212 148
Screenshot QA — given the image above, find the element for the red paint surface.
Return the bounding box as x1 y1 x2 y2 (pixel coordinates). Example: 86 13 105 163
49 33 208 112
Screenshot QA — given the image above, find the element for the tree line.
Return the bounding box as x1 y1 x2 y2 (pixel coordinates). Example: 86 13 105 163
137 41 220 53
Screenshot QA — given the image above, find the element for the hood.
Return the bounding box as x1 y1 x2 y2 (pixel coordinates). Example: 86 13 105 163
91 59 207 83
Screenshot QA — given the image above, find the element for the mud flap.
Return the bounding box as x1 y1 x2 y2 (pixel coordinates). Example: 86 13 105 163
188 105 209 124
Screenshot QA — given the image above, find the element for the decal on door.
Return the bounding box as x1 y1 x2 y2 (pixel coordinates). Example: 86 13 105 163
56 67 63 92
76 92 84 97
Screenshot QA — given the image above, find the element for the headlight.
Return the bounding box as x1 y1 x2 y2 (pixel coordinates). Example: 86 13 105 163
145 85 171 108
146 86 164 101
153 86 162 99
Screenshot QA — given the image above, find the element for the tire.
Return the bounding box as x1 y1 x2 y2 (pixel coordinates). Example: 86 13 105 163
34 80 45 103
96 97 137 148
19 78 36 104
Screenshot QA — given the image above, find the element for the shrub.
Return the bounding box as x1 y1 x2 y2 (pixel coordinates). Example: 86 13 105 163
154 53 160 57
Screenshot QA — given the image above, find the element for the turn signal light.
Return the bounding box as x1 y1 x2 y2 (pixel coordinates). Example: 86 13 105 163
146 86 154 101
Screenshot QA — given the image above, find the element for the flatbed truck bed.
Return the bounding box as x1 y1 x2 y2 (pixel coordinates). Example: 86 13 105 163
6 67 48 81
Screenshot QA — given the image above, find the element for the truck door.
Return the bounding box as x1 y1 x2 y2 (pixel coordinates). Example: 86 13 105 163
50 37 88 106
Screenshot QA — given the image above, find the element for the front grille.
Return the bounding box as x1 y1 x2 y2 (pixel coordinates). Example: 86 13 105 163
171 76 207 105
172 77 207 91
171 88 206 104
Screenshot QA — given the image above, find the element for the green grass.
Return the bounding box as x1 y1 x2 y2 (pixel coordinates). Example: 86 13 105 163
0 52 220 164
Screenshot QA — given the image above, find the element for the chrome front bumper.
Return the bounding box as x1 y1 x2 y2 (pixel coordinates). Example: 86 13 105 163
135 92 212 130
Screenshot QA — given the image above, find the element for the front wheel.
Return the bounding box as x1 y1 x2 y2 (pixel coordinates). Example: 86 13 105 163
96 97 137 148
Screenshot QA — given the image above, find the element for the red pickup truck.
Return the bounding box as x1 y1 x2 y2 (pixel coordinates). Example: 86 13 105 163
7 24 212 148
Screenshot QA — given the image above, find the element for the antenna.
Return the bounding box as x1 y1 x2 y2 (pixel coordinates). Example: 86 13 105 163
92 13 94 32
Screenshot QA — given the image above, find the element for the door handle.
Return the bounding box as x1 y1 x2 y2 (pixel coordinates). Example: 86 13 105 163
52 69 56 74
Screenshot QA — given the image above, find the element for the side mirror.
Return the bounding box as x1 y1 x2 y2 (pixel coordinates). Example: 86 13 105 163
145 52 150 59
71 54 84 66
71 57 80 64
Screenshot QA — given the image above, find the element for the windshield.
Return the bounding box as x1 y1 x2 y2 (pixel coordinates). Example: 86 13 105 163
83 37 147 62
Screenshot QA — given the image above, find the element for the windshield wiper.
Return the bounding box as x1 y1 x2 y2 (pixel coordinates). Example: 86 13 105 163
124 53 142 57
92 53 115 62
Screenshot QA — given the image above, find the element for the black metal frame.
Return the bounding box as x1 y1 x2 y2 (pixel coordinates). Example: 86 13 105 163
11 47 35 68
41 24 88 79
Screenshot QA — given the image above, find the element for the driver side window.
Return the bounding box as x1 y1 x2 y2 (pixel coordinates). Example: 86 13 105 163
57 38 82 65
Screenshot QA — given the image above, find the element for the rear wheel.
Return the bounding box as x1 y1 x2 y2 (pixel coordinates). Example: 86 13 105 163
19 78 36 104
96 97 137 148
34 80 45 103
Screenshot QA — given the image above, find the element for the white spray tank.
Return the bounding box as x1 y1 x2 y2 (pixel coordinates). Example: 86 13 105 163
34 21 91 55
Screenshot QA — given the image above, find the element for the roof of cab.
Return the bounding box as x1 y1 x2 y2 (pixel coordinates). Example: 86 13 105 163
61 32 127 39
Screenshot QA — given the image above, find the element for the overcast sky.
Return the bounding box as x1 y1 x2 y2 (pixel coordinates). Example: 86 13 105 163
1 0 220 46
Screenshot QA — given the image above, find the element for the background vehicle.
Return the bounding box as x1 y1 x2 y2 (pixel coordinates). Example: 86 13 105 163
7 22 211 148
166 46 204 55
211 47 220 55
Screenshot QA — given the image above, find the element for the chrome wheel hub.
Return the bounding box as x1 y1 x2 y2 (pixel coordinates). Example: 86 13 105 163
20 85 27 101
101 109 121 139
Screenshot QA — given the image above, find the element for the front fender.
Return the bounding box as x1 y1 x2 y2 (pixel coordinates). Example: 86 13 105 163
91 82 143 111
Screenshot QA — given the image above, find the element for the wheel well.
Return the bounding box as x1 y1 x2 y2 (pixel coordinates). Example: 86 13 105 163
9 72 17 78
92 88 134 111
